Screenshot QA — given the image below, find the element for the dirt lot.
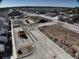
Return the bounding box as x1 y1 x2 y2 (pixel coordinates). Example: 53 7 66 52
38 24 79 57
17 45 33 58
26 16 52 22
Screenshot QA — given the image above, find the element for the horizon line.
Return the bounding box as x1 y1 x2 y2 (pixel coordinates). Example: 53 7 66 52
0 5 77 8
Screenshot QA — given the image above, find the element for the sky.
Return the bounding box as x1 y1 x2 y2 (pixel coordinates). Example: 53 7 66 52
0 0 78 7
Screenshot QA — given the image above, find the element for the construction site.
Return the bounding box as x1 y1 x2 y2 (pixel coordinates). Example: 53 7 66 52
38 24 79 57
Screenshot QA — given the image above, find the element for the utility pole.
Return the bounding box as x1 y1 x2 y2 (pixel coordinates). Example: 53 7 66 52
63 29 67 44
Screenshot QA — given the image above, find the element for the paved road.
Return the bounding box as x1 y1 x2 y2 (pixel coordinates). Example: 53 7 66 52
11 19 74 59
18 17 74 59
19 23 74 59
11 20 34 59
19 10 79 34
11 10 75 59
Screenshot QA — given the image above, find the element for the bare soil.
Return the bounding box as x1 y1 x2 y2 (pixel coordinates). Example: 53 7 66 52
38 24 79 57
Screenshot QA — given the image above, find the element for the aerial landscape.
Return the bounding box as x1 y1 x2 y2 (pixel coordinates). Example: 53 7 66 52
0 0 79 59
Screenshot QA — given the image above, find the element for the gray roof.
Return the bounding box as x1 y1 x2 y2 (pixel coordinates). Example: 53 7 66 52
0 36 7 43
0 44 5 52
0 20 3 29
0 31 1 35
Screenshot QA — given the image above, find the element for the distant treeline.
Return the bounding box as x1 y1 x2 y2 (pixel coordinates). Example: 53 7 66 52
0 8 9 12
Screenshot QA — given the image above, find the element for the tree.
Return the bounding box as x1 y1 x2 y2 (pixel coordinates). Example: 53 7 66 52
75 7 79 14
38 10 46 14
